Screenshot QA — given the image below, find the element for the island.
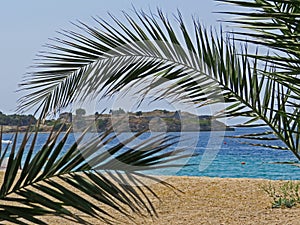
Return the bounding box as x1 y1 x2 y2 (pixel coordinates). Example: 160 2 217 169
69 109 234 132
0 109 234 133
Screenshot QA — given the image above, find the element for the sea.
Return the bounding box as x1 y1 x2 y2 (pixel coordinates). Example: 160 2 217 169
1 127 300 180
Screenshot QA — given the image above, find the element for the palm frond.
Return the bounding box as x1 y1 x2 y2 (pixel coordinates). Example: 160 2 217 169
18 9 299 157
0 125 188 224
217 0 300 82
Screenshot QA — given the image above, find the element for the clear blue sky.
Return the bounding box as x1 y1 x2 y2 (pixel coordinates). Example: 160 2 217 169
0 0 230 115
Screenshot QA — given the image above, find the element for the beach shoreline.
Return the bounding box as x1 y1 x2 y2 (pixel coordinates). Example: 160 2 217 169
1 174 300 224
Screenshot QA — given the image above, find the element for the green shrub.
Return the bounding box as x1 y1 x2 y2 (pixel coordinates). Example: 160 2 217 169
262 181 300 208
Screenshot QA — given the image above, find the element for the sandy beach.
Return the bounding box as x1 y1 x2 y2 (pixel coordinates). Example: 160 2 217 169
6 176 295 225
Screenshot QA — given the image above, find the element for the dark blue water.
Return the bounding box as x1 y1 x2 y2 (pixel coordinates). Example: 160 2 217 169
1 127 300 180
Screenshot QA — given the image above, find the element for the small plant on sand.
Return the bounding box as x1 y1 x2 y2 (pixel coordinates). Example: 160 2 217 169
262 181 300 208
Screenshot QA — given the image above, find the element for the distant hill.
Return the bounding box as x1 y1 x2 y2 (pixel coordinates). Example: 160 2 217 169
72 109 234 132
0 109 234 133
0 112 36 126
0 112 37 132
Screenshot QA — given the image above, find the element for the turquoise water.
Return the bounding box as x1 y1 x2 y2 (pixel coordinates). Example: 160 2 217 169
176 132 300 180
1 127 300 180
175 128 300 180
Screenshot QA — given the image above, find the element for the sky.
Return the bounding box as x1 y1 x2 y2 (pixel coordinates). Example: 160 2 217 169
0 0 231 115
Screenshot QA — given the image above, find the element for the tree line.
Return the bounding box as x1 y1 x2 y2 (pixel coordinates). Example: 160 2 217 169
0 111 37 126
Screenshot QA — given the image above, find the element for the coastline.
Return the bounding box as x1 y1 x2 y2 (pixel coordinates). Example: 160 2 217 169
0 127 234 133
1 174 300 224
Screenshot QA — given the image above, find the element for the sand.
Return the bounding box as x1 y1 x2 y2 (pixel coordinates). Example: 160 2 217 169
2 175 300 225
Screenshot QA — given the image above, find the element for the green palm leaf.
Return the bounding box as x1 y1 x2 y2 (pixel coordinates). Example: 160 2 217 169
18 9 300 159
0 125 188 224
217 0 300 84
